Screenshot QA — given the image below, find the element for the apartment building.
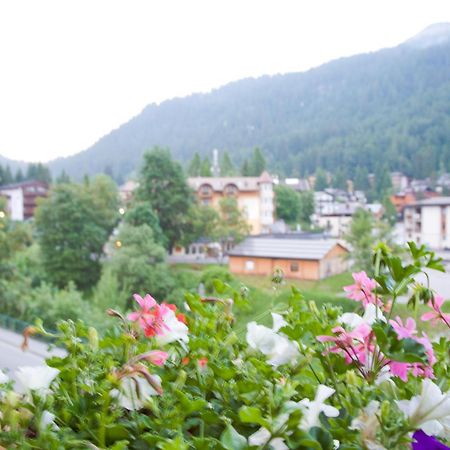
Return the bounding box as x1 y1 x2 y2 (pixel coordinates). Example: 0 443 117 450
404 197 450 249
188 171 274 235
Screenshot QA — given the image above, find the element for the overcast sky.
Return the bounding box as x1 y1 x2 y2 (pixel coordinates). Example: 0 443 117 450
0 0 449 162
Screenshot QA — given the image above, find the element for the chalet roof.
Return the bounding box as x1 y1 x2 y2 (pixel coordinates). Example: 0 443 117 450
405 196 450 208
188 173 273 192
0 180 48 191
228 237 348 260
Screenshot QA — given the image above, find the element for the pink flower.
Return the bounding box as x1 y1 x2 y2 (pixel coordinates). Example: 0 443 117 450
145 350 169 366
128 293 171 337
343 272 380 307
198 357 208 368
389 316 417 339
421 295 450 326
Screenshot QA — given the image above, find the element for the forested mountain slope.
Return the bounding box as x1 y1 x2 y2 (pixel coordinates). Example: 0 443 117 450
45 23 450 181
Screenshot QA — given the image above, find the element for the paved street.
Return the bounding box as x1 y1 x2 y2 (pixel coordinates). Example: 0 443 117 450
0 327 65 387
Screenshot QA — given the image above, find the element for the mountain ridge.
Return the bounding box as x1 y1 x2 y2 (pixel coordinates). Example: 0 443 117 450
5 24 450 182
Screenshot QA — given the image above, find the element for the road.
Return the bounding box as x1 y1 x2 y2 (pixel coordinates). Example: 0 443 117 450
0 327 65 387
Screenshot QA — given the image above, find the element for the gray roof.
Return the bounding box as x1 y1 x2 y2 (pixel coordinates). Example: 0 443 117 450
405 196 450 208
228 237 347 260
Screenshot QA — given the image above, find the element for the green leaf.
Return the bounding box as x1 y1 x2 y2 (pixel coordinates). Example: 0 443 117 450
213 278 226 294
239 406 270 429
159 436 189 450
175 390 208 414
220 424 247 450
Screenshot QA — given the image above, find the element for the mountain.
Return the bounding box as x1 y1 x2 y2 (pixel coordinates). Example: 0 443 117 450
41 23 450 181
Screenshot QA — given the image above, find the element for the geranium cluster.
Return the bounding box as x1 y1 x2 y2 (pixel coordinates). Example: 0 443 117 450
318 272 438 383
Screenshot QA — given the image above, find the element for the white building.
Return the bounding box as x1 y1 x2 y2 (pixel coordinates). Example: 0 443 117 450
188 171 274 235
404 197 450 250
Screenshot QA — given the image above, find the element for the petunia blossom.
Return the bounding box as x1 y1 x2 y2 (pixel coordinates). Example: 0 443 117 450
397 379 450 437
246 314 299 367
15 365 59 393
155 308 189 345
389 316 417 339
343 271 380 307
113 375 162 410
421 295 450 327
297 384 340 430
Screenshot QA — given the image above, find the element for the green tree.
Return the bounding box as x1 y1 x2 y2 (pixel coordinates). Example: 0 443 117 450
241 159 251 176
56 170 71 184
35 182 117 290
15 168 24 182
314 168 328 191
124 201 166 246
344 208 392 274
215 197 251 252
220 151 235 176
26 163 52 183
354 166 370 192
182 204 220 245
374 164 392 199
200 157 212 176
298 191 314 225
136 147 193 248
331 169 347 191
109 224 174 308
249 147 266 176
382 195 398 226
187 152 202 177
274 185 300 224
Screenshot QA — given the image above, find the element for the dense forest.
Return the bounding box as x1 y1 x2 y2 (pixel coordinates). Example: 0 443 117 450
18 25 450 181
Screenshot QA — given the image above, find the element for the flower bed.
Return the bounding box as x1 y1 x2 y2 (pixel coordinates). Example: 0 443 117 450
0 242 449 449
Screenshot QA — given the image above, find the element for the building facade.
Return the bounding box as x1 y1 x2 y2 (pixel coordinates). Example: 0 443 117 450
188 171 274 235
0 180 49 221
404 197 450 249
228 237 349 280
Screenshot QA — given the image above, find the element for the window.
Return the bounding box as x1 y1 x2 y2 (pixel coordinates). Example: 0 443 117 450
224 184 238 197
290 262 299 272
199 185 212 197
245 260 255 271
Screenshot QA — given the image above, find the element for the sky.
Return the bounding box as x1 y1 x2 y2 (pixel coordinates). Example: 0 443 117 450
0 0 450 162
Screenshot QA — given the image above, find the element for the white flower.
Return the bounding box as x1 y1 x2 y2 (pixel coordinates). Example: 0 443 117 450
156 310 189 345
0 370 9 384
248 427 288 450
114 375 162 410
351 400 381 448
246 316 299 367
298 385 339 430
271 313 287 332
339 304 386 328
40 410 58 430
397 379 450 437
15 366 59 393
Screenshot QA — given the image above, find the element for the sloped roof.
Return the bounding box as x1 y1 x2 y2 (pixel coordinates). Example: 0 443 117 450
188 173 273 192
405 196 450 207
228 237 348 260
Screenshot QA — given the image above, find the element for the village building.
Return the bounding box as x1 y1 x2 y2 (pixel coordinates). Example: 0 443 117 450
188 171 274 235
0 180 48 221
228 236 349 280
404 197 450 250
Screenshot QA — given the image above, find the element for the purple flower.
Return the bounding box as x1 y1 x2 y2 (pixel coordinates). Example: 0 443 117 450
412 430 450 450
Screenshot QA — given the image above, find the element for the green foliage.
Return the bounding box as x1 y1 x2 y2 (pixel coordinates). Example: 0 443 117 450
314 168 328 191
123 201 166 246
109 224 174 307
26 162 52 183
274 185 301 224
248 147 266 176
35 180 118 291
0 243 449 449
182 204 220 245
345 209 375 273
298 191 314 225
219 151 236 176
331 169 347 190
187 152 202 177
354 166 370 192
199 266 233 294
200 157 212 176
240 159 251 176
216 197 251 246
136 147 192 248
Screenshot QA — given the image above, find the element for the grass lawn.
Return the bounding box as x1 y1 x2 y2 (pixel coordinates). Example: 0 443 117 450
171 264 450 337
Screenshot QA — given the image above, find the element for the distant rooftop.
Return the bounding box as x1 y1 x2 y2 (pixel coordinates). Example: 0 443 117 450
406 196 450 208
228 237 347 260
188 171 273 192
